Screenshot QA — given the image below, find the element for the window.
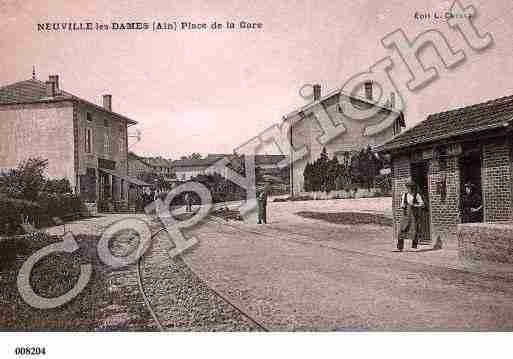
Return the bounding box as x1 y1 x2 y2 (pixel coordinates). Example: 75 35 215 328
85 128 93 154
118 137 125 153
104 132 111 153
86 112 93 122
104 118 109 127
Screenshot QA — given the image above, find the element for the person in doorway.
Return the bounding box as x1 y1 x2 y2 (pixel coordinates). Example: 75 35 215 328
461 182 482 223
257 183 271 224
397 180 425 251
184 192 192 213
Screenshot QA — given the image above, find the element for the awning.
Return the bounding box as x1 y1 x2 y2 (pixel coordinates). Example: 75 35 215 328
98 168 152 187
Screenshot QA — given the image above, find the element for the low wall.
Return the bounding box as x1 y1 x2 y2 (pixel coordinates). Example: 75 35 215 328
458 222 513 273
298 188 384 200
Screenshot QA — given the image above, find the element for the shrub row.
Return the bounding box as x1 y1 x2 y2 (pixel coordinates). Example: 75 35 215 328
0 194 83 236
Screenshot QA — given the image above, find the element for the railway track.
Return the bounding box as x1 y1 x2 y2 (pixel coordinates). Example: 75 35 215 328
135 224 268 332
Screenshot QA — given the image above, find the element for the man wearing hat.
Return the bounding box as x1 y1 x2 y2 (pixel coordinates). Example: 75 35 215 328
257 182 271 224
397 180 425 251
461 182 482 223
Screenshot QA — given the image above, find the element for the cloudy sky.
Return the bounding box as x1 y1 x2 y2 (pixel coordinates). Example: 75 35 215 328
1 0 512 158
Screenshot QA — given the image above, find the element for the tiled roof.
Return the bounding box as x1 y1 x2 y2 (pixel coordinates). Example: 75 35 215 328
0 79 72 104
129 152 173 168
254 154 286 166
172 154 287 168
0 78 137 124
380 94 513 152
172 156 229 168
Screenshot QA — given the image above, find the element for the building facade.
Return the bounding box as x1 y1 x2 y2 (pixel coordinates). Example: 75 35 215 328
380 94 513 245
0 75 147 205
284 83 404 194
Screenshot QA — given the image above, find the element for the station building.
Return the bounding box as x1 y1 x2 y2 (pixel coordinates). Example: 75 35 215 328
380 94 513 246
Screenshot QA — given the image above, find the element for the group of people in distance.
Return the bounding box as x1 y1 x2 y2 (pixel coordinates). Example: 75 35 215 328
396 180 482 252
181 183 271 224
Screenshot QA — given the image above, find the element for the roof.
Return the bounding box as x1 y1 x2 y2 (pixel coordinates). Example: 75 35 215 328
283 86 403 121
172 156 231 168
254 154 286 166
0 79 137 125
380 94 513 153
172 153 287 169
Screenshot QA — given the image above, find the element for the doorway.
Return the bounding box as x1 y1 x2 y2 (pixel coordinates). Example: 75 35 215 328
411 161 431 243
459 145 483 223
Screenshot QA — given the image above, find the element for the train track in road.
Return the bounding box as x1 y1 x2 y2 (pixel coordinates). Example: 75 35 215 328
135 225 268 332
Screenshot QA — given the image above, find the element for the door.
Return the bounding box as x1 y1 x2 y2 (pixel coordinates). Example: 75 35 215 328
411 161 431 243
459 145 483 222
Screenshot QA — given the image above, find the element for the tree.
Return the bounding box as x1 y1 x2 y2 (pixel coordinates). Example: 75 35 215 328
0 158 48 201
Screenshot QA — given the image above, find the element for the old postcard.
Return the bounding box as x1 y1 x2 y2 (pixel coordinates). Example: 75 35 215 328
1 0 512 357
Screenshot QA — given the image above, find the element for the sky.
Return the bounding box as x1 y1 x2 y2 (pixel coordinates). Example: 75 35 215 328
1 0 513 159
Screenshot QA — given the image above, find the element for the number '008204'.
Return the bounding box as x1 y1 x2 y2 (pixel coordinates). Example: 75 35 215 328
14 347 46 355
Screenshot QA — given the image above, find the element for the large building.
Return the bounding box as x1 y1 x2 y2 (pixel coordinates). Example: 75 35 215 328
0 74 147 204
283 83 404 194
380 94 513 246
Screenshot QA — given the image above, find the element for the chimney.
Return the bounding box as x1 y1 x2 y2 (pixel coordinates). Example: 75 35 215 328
364 81 373 100
103 94 112 111
389 92 396 108
313 84 321 101
48 75 59 93
45 80 56 97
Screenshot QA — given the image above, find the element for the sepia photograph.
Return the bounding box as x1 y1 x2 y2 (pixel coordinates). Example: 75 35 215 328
0 0 513 357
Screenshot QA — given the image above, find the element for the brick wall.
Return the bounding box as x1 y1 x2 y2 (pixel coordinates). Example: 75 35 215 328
427 156 461 244
458 222 513 265
392 154 462 245
391 155 411 240
482 139 513 222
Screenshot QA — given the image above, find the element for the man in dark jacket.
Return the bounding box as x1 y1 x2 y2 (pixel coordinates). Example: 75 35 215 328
257 183 271 224
461 182 482 223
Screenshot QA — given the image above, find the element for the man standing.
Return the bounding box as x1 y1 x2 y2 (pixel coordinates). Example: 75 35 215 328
397 180 425 251
184 192 192 213
257 183 270 224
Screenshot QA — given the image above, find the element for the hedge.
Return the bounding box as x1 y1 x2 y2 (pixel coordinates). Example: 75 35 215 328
0 197 42 235
0 194 83 236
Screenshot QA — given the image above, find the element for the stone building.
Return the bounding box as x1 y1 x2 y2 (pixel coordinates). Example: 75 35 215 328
0 74 148 205
283 83 405 195
379 94 513 246
128 152 173 179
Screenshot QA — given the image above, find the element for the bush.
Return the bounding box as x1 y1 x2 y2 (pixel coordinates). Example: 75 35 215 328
0 196 42 235
37 193 83 224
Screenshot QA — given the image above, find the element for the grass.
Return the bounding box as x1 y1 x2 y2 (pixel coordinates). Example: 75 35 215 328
296 211 392 227
0 233 145 331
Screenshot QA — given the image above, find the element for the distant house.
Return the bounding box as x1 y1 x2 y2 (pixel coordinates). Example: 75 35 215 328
171 153 287 183
0 74 149 205
171 154 236 182
379 94 513 244
128 152 174 178
283 83 404 195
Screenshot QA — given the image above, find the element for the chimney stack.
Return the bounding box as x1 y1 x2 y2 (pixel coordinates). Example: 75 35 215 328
103 94 112 111
313 84 321 101
364 81 373 100
45 80 56 97
48 75 59 93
